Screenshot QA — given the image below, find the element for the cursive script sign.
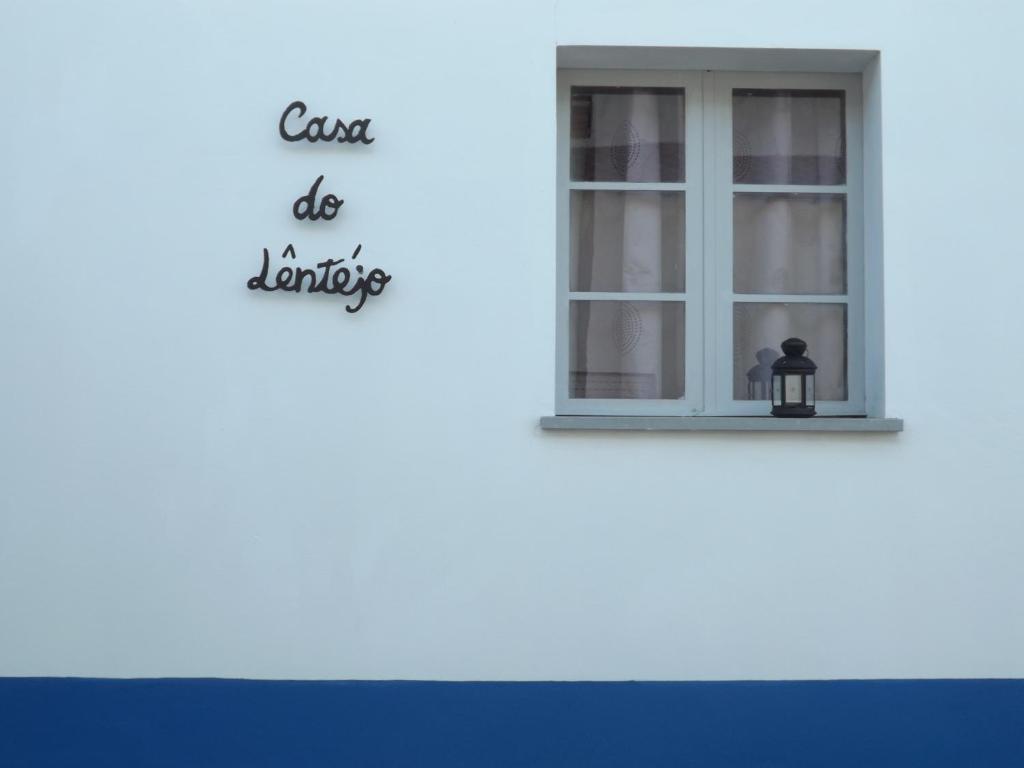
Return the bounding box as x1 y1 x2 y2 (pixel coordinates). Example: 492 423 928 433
278 100 374 144
247 101 391 314
248 244 390 314
292 175 343 221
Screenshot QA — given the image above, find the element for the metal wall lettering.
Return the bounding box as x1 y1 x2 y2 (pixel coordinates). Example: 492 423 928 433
278 100 375 144
247 101 391 314
293 175 343 221
247 244 391 314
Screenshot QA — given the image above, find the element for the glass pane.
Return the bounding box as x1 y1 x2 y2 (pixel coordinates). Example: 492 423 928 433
571 191 685 292
733 302 847 401
733 193 846 294
571 87 685 182
784 375 803 404
733 89 845 185
570 301 685 399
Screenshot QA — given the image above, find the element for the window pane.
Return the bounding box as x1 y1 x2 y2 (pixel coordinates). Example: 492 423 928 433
733 302 847 401
571 191 685 292
733 89 845 185
571 87 685 182
733 193 846 294
570 301 684 399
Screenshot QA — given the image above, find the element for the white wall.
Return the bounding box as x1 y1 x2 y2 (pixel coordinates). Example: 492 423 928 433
1 0 1022 680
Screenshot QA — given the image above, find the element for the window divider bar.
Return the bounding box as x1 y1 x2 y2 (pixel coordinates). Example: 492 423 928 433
569 292 687 302
568 181 688 192
731 294 849 303
732 184 847 194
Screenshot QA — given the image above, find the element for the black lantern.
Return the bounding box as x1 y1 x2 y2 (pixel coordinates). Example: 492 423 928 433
771 338 817 417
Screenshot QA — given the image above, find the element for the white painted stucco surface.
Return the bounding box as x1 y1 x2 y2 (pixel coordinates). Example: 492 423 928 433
1 0 1022 680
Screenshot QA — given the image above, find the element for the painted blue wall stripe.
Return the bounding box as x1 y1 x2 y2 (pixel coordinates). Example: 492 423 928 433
1 678 1022 767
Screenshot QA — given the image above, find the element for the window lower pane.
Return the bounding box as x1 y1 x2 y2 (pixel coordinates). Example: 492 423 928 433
571 190 685 293
733 302 847 401
570 300 685 399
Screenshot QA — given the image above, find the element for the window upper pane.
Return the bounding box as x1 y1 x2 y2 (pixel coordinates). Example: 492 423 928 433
571 191 685 293
732 89 845 185
571 87 685 182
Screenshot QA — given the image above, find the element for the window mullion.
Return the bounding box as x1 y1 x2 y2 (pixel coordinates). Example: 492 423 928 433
701 70 721 416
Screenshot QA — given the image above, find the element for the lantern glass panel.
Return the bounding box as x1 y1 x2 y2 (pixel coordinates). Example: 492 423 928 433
772 374 782 406
784 374 803 404
806 375 815 406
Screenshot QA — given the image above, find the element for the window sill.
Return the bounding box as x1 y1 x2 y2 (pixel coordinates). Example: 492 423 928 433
540 416 903 433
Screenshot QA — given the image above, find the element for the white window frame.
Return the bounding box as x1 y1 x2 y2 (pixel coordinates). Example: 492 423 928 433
556 68 868 417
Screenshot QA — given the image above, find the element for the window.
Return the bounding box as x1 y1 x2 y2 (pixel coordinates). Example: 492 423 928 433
556 70 869 417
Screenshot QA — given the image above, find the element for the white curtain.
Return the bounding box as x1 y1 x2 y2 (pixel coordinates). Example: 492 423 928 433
734 91 844 185
581 91 671 399
732 91 847 400
733 194 845 295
